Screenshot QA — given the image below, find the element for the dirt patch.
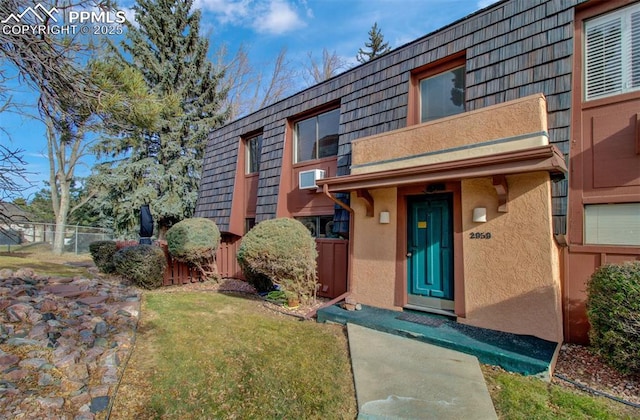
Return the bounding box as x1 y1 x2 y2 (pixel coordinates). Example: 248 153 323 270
554 343 640 407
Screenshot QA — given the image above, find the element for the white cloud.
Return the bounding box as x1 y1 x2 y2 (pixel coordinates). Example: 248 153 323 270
194 0 251 25
191 0 306 35
252 0 306 35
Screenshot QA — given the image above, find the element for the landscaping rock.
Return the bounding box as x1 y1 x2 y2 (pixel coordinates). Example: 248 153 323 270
90 395 110 413
0 270 140 418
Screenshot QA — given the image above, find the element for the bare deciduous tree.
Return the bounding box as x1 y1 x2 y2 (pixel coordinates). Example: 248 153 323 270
1 0 147 253
0 145 30 205
219 46 299 120
305 48 346 85
0 145 32 241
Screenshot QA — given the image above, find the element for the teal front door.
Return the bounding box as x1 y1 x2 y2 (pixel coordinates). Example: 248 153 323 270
407 194 454 309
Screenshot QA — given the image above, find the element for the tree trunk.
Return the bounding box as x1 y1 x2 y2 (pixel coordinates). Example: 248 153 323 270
52 181 71 255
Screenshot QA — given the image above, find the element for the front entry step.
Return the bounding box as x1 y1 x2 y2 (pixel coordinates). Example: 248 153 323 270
317 304 559 379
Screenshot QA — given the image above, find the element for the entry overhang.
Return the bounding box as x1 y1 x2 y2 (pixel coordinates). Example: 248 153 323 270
316 144 567 193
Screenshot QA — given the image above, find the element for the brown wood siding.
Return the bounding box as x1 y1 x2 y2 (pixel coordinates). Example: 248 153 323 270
565 248 640 344
196 0 584 237
564 0 640 343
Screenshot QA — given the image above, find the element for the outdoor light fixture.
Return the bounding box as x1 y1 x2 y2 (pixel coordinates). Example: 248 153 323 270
473 207 487 223
379 211 390 224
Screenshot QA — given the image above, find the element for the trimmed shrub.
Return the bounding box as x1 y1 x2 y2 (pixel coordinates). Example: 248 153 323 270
113 245 167 289
165 218 220 278
586 261 640 374
89 240 118 274
237 218 317 300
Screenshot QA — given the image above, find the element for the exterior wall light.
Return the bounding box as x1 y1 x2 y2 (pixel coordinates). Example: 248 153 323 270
379 211 390 224
473 207 487 223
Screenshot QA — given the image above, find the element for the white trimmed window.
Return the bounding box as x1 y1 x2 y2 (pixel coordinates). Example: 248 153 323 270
584 2 640 100
584 203 640 246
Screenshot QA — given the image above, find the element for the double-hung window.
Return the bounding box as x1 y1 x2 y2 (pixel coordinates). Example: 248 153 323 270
584 2 640 100
418 65 466 123
294 108 340 163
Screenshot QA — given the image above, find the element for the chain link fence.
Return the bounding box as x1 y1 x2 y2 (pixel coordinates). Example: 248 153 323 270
0 222 113 254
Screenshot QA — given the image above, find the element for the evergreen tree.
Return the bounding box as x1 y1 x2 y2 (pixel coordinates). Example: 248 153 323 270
356 22 391 63
92 0 229 237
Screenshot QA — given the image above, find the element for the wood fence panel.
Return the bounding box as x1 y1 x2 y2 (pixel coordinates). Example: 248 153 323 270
216 238 244 280
117 238 348 296
316 239 349 299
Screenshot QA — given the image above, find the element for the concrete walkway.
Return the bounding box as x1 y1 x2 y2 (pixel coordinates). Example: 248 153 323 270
348 323 497 419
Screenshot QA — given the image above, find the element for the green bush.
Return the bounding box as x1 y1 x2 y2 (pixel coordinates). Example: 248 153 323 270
113 245 167 289
586 261 640 374
166 218 220 266
237 218 318 299
89 240 118 274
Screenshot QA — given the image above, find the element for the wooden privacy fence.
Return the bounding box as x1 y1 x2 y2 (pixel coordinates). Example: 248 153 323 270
116 238 349 298
315 239 349 298
216 238 244 279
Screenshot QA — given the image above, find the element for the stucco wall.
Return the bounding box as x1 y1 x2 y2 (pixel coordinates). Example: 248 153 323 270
460 172 563 343
351 94 549 174
350 188 398 310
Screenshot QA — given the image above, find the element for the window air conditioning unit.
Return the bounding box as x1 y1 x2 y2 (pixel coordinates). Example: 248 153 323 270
299 169 325 190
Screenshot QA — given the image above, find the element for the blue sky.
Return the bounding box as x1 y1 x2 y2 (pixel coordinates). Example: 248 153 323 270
1 0 495 199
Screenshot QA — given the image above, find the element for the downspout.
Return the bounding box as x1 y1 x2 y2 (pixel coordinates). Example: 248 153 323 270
305 183 355 319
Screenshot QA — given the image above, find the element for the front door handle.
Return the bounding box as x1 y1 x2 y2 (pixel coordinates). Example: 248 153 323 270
406 252 412 257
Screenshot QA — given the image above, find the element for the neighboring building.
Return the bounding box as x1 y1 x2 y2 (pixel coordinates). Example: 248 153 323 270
0 202 32 245
196 0 640 344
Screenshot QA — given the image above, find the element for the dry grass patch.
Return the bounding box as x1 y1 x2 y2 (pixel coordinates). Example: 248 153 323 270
0 244 93 277
111 291 357 419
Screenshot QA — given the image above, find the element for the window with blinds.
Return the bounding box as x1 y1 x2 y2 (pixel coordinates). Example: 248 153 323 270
584 3 640 101
584 203 640 246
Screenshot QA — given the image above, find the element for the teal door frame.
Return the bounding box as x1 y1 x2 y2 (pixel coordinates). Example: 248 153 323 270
407 193 454 307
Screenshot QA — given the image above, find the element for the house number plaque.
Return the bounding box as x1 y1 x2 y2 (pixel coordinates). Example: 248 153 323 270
469 232 492 239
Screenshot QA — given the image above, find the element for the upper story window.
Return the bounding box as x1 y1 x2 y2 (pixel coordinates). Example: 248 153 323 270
584 2 640 101
419 65 466 123
294 108 340 163
246 133 262 174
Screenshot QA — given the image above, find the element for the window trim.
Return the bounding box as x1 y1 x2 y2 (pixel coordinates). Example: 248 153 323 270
408 54 466 125
583 2 640 101
292 106 341 164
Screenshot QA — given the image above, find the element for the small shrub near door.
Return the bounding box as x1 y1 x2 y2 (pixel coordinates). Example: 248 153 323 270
237 218 318 301
166 218 221 278
113 245 167 289
88 240 118 274
586 261 640 375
